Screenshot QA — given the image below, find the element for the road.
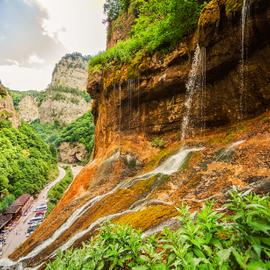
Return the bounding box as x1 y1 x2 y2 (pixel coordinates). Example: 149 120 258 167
2 166 67 258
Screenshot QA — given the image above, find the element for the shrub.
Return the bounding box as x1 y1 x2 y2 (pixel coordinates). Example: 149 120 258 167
0 123 57 212
151 137 166 148
104 0 130 21
89 0 208 70
47 190 270 269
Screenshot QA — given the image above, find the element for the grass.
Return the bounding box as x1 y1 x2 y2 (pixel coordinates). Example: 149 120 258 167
89 0 208 72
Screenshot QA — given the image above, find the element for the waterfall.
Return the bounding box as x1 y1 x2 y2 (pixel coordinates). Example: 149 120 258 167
0 147 203 268
128 79 133 130
181 44 206 140
240 0 251 119
118 84 122 150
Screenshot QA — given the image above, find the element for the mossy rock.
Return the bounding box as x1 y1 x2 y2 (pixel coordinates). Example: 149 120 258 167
198 0 221 28
226 0 243 15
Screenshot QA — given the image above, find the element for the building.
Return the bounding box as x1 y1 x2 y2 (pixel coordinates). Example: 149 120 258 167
5 194 33 217
0 214 13 231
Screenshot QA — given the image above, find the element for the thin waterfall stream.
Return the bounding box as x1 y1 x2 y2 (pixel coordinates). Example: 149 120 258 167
240 0 250 119
181 44 206 140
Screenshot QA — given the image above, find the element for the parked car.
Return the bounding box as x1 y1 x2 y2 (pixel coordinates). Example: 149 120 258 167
35 211 44 217
35 206 47 211
28 217 43 225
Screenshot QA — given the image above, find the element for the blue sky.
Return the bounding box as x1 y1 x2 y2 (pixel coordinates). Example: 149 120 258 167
0 0 106 90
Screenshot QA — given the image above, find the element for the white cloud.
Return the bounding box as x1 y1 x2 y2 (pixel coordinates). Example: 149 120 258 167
0 0 107 90
0 63 52 90
28 53 45 64
5 59 20 66
34 0 106 55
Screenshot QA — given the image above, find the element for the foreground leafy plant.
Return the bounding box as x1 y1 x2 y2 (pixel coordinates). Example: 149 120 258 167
46 191 270 269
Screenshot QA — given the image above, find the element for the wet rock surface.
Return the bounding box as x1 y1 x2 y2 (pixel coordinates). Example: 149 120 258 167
9 0 270 267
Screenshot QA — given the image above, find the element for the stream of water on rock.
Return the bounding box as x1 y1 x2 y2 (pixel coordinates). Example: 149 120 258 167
0 147 203 269
240 0 250 119
118 84 122 151
181 44 206 140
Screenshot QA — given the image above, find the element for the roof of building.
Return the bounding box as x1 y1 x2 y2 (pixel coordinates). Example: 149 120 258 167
13 194 32 206
0 214 13 230
5 205 21 215
4 194 32 215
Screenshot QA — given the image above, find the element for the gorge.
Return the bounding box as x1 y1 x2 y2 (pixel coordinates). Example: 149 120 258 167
0 0 270 269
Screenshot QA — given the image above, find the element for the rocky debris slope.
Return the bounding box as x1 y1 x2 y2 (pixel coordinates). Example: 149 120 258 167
58 142 87 164
10 0 270 267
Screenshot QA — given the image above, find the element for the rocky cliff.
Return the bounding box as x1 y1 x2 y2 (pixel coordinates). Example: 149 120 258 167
10 0 270 268
0 82 19 128
51 53 89 90
17 53 91 126
18 95 39 123
38 90 90 125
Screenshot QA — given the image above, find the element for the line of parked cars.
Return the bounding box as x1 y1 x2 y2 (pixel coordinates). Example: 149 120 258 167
26 203 47 237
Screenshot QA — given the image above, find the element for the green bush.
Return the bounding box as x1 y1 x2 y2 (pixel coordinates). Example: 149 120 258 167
31 112 95 161
46 191 270 269
151 137 166 148
89 0 208 70
104 0 130 21
55 112 95 153
0 123 57 212
47 167 73 214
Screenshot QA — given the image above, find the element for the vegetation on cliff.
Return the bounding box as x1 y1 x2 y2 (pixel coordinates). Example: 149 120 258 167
0 122 57 212
89 0 209 70
47 166 73 214
46 191 270 270
54 112 95 152
31 112 95 160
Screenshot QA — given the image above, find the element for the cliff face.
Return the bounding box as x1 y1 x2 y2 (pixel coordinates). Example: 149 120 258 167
90 0 270 157
18 96 39 123
11 0 270 267
38 91 89 125
0 82 19 128
51 53 89 90
18 53 91 126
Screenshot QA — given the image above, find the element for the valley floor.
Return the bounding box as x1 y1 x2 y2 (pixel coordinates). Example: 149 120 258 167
1 165 82 258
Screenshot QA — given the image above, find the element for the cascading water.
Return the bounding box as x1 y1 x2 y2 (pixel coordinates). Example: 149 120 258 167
199 47 206 135
240 0 251 119
128 79 133 130
0 147 203 268
181 44 206 140
118 84 122 151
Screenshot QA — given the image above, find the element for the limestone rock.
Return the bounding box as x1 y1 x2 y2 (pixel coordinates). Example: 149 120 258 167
39 92 90 125
58 142 87 164
0 82 19 127
51 53 89 90
18 96 39 123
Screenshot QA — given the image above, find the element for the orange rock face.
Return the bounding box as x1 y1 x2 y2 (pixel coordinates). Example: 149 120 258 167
11 0 270 268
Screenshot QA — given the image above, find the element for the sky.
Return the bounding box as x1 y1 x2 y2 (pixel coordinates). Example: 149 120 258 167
0 0 107 91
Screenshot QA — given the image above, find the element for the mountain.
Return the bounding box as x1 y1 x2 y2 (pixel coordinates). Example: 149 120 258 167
51 52 90 90
9 53 94 164
9 0 270 268
14 53 91 126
